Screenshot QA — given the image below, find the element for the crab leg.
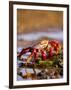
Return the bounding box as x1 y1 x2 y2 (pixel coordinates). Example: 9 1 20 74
18 47 33 58
34 49 39 61
26 48 36 63
48 47 54 57
25 48 37 79
41 49 47 60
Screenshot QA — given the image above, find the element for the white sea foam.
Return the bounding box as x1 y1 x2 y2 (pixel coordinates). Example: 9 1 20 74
17 31 63 41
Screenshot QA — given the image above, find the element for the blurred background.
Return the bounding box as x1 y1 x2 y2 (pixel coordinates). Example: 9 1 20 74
17 9 63 49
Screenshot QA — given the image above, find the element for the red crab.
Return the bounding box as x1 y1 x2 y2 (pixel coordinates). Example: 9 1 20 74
18 40 61 63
